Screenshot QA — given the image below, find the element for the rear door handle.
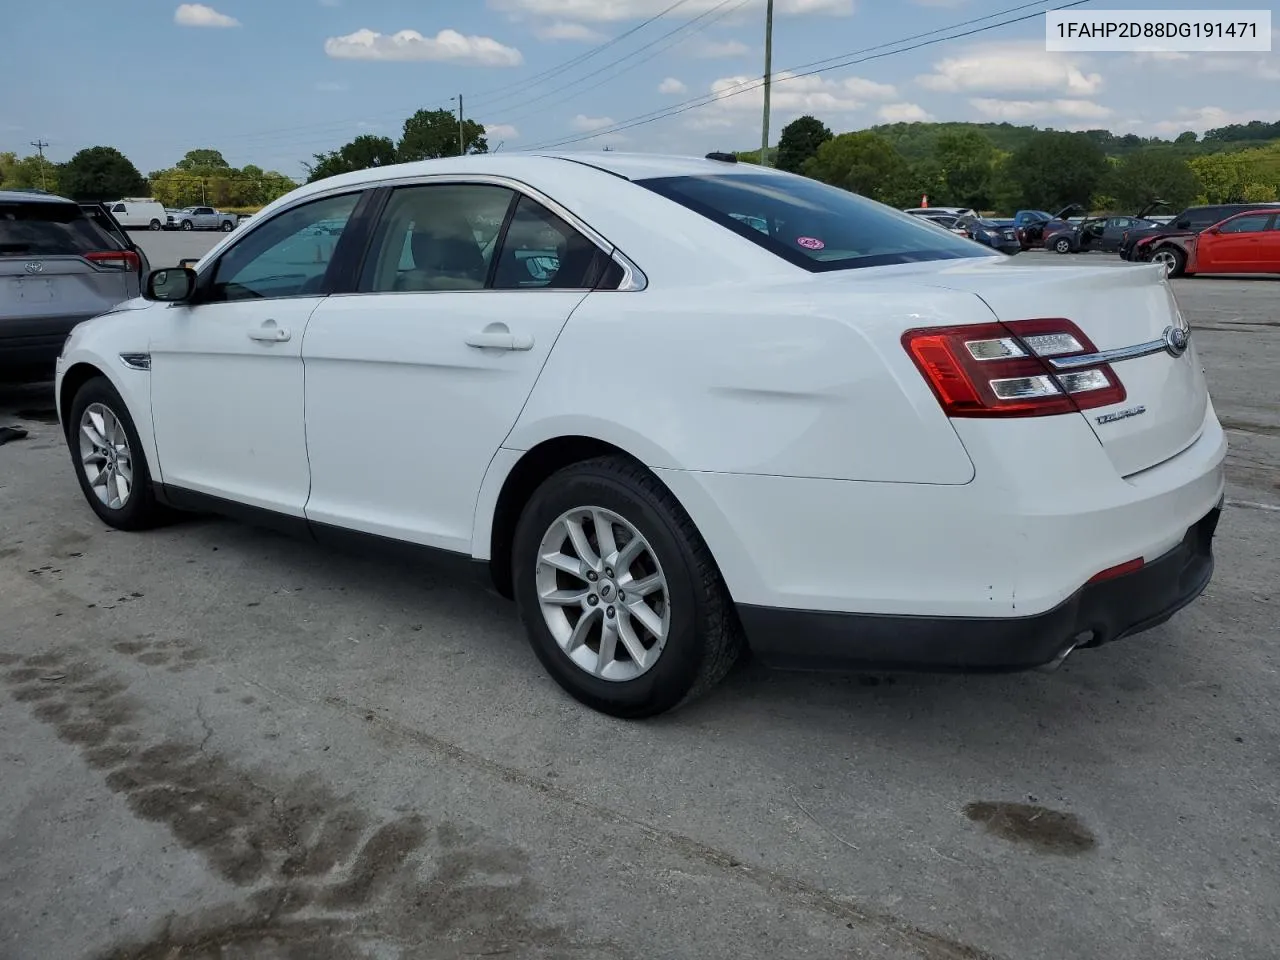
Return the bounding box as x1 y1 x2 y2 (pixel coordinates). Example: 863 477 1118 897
465 327 534 351
248 321 291 343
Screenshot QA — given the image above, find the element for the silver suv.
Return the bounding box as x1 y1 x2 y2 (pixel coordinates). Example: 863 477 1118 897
1 190 147 381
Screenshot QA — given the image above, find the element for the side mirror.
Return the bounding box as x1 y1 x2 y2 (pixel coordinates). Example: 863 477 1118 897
145 267 197 302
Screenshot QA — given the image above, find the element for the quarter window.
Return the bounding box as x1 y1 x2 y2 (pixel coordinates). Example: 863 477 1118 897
207 191 359 302
491 195 605 290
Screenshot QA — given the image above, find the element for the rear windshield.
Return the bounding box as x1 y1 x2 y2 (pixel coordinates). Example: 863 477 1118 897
0 201 120 256
635 173 986 272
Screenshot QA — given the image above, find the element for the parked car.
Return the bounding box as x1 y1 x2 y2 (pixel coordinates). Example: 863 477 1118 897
1045 209 1165 254
1119 202 1280 260
1014 205 1083 250
165 206 239 232
905 206 978 220
956 215 1021 254
54 153 1225 717
1133 208 1280 277
105 198 166 231
1 190 146 381
922 214 970 236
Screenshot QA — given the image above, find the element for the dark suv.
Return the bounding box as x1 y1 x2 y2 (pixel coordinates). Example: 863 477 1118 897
1119 202 1280 260
1 191 148 381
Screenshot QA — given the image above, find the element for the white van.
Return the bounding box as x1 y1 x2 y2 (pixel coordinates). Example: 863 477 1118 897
105 198 166 231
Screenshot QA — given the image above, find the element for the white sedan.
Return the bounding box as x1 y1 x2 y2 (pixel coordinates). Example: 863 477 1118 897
54 152 1226 717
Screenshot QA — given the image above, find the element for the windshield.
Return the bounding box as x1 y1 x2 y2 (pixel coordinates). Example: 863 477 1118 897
636 173 987 272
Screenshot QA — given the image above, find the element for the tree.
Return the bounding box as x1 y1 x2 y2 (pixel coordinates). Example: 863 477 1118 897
397 108 488 161
176 148 230 170
0 151 60 193
1175 131 1198 145
306 134 398 183
775 115 832 175
934 130 997 209
1006 131 1108 210
1105 150 1200 210
803 132 904 202
57 146 148 201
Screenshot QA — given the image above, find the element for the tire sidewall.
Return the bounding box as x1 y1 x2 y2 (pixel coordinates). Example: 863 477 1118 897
1055 237 1072 254
68 377 157 530
512 466 708 717
149 219 161 231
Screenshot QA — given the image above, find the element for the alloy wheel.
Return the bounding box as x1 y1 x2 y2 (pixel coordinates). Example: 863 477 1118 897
79 402 133 510
535 506 671 681
1152 250 1177 276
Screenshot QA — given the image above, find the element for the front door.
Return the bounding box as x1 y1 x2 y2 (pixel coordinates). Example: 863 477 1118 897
1198 212 1274 272
149 189 363 514
302 181 611 553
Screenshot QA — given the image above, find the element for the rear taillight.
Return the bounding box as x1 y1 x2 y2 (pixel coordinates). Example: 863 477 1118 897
902 318 1126 418
84 250 140 271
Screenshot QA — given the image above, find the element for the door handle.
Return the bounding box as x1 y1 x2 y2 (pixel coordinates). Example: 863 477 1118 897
248 323 291 343
465 326 534 351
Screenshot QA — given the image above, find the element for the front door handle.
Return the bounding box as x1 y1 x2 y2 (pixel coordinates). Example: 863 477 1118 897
248 321 291 343
465 324 534 351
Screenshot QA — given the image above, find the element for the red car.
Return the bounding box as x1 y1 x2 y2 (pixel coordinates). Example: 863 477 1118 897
1136 208 1280 277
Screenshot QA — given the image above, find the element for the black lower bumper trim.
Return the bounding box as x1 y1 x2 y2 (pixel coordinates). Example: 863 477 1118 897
738 505 1220 673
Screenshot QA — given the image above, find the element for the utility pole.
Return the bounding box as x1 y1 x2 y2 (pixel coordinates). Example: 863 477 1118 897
30 139 50 190
759 0 773 168
456 94 465 156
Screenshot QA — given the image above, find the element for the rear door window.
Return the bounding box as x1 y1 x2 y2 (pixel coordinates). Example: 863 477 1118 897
0 201 121 257
637 173 985 273
491 195 606 290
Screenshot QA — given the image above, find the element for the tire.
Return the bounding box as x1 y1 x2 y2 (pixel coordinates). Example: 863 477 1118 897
221 220 234 232
511 456 741 718
68 377 167 531
181 220 193 231
1151 246 1186 278
149 219 162 231
1054 237 1072 254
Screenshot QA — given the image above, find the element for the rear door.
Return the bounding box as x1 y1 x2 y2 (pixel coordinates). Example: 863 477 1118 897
927 264 1208 477
301 180 610 552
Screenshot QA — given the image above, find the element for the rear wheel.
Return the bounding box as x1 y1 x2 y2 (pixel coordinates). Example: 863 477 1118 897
1054 236 1072 254
511 456 740 718
69 377 167 530
1151 246 1186 278
149 219 162 231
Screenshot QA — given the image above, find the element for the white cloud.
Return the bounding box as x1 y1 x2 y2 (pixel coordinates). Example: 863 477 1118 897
484 123 520 139
571 114 616 131
324 28 523 65
917 41 1103 95
696 39 750 58
658 76 687 94
707 71 891 114
877 102 934 123
174 3 240 27
1148 107 1275 135
315 80 349 92
1133 49 1279 79
534 21 606 41
488 0 851 23
969 97 1113 122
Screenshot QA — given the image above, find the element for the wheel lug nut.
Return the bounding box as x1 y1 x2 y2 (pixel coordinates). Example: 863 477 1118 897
586 571 598 582
587 595 598 606
605 567 614 578
606 606 615 619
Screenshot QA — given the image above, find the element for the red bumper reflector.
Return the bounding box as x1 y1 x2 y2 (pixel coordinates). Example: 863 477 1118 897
1087 557 1144 584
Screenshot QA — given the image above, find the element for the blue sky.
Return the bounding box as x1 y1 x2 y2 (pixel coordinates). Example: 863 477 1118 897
3 0 1277 179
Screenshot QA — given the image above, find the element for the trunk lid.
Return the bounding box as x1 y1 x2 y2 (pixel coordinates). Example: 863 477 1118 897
915 259 1207 476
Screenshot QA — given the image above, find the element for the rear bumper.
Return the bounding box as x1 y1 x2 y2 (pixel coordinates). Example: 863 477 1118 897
738 503 1220 671
0 315 92 371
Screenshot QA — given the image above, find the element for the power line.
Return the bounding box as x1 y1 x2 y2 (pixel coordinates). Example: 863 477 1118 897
522 0 1092 151
29 139 50 190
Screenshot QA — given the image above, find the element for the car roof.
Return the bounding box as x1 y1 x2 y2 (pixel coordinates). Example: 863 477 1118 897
0 189 78 204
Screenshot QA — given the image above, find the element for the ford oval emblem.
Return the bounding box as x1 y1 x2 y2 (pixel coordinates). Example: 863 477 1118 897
24 261 43 274
1162 325 1189 358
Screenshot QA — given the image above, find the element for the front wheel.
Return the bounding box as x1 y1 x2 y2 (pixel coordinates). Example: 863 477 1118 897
68 377 168 530
1151 246 1186 278
1054 237 1072 254
511 456 741 718
221 220 234 232
181 220 193 231
149 219 162 231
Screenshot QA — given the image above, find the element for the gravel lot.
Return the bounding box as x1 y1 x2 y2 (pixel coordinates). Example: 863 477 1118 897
2 236 1277 960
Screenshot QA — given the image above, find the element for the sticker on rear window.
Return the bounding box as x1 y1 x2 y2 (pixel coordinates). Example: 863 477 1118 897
796 236 824 250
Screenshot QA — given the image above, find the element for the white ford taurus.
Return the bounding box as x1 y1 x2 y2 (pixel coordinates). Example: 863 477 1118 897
55 152 1226 717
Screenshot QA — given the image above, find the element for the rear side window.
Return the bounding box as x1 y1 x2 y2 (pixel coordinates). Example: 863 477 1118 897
0 201 120 257
636 173 985 273
491 195 605 290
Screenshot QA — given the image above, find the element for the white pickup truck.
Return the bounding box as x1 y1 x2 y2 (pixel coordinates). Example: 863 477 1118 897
165 205 238 232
